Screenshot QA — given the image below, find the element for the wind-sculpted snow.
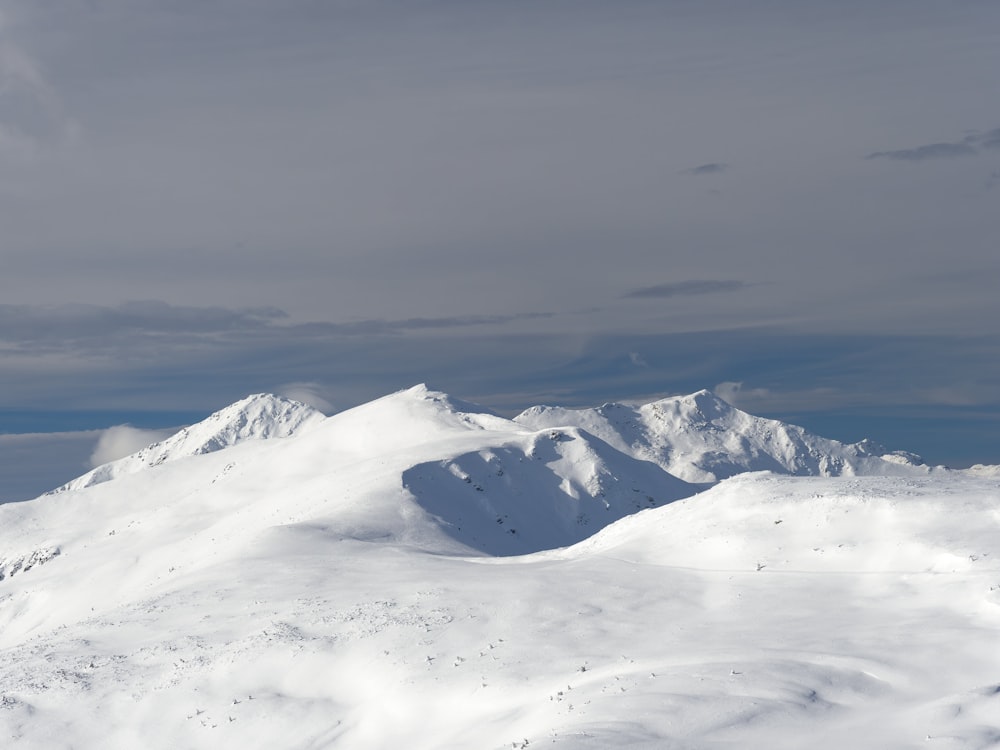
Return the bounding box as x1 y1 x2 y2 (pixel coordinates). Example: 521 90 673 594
1 385 997 748
49 393 326 493
516 389 932 482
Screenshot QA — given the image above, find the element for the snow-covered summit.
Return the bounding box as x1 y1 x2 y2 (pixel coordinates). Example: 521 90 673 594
516 389 930 483
168 392 327 451
389 383 513 431
51 393 326 493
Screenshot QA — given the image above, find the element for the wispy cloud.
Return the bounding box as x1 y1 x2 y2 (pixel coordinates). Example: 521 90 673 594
302 312 555 336
713 381 773 408
867 142 976 162
0 302 556 353
866 127 1000 162
0 302 287 351
966 128 1000 150
682 163 728 175
275 382 335 413
712 381 860 414
623 280 746 300
0 11 76 156
89 425 174 467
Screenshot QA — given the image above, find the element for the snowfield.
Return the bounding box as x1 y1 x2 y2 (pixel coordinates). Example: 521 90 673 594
1 386 998 748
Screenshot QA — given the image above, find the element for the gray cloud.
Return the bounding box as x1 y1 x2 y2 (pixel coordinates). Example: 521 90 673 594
0 302 556 357
296 312 555 337
1 1 998 347
623 281 746 300
0 302 286 352
867 142 977 162
682 163 728 175
867 126 1000 162
965 128 1000 150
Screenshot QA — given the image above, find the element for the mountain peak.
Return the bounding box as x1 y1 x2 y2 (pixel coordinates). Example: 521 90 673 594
679 388 730 410
397 383 503 420
643 389 733 424
517 387 933 483
51 393 326 493
689 388 716 399
187 392 324 445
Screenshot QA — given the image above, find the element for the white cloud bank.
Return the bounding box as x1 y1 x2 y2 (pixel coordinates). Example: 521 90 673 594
89 425 173 467
276 381 335 413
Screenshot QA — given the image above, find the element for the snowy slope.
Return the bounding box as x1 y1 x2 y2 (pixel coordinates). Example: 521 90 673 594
2 470 998 747
516 389 932 483
2 385 997 748
569 471 1000 573
50 393 327 493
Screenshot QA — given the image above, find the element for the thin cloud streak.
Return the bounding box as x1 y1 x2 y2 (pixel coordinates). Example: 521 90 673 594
867 142 977 161
966 128 1000 150
623 281 746 300
682 163 728 175
300 312 556 336
0 302 555 353
867 126 1000 162
0 10 76 156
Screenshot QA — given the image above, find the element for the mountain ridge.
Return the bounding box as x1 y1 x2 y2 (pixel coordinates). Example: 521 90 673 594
45 384 941 502
515 389 931 483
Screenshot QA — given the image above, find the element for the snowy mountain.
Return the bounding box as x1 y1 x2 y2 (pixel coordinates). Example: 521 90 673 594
49 393 327 493
516 389 930 483
1 385 997 748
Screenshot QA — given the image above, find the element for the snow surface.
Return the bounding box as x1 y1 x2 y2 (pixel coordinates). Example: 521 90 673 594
516 390 933 483
1 385 998 748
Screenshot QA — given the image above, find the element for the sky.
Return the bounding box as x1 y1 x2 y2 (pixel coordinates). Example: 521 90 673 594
2 0 999 500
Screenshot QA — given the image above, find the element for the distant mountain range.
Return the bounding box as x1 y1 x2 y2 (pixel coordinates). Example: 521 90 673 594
1 385 997 748
41 385 939 553
57 385 934 495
